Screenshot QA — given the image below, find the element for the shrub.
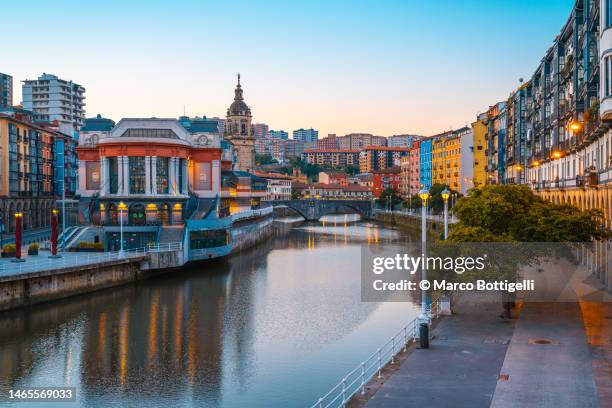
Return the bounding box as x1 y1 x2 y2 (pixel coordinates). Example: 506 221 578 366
28 243 39 250
78 242 104 249
2 244 16 253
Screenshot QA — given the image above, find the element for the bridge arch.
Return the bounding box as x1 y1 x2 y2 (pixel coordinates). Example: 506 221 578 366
272 200 372 221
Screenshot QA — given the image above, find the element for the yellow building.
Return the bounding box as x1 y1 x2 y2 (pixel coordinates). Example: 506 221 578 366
431 131 461 190
471 114 488 188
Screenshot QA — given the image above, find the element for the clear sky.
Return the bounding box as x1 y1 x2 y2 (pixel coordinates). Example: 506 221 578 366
3 0 574 137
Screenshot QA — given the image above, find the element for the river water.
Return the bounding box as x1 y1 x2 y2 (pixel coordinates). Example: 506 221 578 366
0 216 420 407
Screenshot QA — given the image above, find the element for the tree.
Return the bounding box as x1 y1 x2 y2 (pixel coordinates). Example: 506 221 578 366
449 185 605 242
442 185 606 317
376 188 401 209
255 154 277 166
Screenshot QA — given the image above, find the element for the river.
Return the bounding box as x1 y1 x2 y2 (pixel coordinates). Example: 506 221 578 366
0 216 420 407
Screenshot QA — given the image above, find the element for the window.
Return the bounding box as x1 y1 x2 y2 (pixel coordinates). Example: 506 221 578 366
156 157 169 194
108 157 118 194
606 55 612 97
129 156 146 194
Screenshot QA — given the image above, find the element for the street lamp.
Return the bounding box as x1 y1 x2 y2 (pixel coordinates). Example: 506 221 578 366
49 209 61 258
118 201 127 258
12 212 25 262
417 187 430 348
441 187 450 240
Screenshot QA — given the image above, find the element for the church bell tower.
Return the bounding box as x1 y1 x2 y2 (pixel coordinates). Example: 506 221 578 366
224 74 255 172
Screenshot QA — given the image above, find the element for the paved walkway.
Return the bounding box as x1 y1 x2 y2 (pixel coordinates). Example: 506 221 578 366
491 302 599 408
365 293 515 408
365 295 611 408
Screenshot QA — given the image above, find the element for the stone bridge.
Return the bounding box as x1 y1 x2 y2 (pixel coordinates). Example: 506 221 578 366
271 200 373 221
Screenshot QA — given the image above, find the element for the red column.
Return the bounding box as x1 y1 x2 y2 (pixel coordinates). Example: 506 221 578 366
15 213 22 260
51 209 58 256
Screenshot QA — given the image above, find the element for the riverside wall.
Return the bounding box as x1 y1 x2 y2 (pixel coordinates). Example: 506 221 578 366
0 256 148 312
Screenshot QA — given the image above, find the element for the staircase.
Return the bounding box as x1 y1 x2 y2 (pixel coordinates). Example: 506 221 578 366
158 226 185 245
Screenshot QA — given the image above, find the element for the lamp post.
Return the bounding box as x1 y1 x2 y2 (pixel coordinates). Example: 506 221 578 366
118 201 127 258
12 212 25 262
441 187 450 239
418 187 430 348
49 209 60 258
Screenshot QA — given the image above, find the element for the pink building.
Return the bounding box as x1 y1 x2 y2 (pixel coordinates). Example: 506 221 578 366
409 141 421 196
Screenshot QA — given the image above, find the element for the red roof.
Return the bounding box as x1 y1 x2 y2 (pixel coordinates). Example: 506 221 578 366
363 146 411 152
303 149 360 153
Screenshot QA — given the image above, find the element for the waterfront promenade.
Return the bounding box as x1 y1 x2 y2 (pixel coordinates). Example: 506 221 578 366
363 292 611 408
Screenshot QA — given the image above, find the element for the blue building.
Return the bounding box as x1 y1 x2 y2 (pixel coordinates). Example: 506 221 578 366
292 128 318 142
269 129 289 140
419 138 432 190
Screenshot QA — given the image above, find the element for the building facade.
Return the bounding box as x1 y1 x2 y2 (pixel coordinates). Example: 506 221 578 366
337 133 387 150
253 123 269 139
372 166 401 197
292 128 318 142
471 113 488 187
22 73 86 131
317 134 340 149
269 129 289 140
302 149 360 167
359 146 410 173
0 114 56 233
0 73 13 108
419 138 433 190
388 134 421 148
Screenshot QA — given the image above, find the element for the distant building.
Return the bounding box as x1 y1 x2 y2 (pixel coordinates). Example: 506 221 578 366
253 123 269 138
318 171 349 186
302 149 360 167
338 133 387 149
388 134 421 148
372 166 401 198
359 146 411 173
301 183 371 200
283 139 304 160
317 134 340 149
22 73 86 131
269 129 289 140
293 128 318 142
253 171 293 200
432 129 463 191
0 73 13 107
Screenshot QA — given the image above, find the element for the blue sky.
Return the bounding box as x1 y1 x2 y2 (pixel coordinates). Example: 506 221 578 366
3 0 574 136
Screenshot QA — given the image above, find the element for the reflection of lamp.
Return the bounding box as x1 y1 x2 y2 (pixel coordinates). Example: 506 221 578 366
92 172 100 182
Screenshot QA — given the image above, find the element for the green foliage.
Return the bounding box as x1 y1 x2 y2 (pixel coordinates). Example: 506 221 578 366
291 189 301 200
376 189 401 208
428 184 462 214
255 154 278 166
439 185 606 294
449 185 606 242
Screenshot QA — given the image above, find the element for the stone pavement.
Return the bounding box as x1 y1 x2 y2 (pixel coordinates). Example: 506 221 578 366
365 292 611 408
365 293 516 408
490 302 599 408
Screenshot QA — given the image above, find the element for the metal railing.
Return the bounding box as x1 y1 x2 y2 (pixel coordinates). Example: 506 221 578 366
230 206 273 223
0 242 182 276
311 297 442 408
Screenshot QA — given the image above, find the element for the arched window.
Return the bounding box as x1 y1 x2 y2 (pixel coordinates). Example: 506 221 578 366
108 203 118 225
158 203 170 226
129 204 146 226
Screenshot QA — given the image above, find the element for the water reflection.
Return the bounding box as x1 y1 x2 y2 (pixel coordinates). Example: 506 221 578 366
0 219 419 408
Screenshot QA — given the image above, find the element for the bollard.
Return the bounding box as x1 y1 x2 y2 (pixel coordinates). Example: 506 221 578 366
361 362 366 395
419 323 429 349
